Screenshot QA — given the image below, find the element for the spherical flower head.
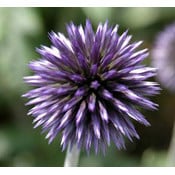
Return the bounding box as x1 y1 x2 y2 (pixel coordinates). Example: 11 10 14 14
23 20 160 154
152 22 175 92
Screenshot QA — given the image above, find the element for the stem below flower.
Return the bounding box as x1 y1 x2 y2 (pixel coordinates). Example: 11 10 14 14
64 143 80 167
167 122 175 166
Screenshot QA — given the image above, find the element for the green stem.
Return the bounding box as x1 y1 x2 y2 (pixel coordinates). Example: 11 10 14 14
64 143 80 167
167 122 175 166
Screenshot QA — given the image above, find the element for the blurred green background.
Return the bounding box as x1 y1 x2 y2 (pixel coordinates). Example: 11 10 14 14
0 7 175 167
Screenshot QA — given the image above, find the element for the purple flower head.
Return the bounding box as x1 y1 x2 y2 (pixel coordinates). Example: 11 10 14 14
23 20 160 154
152 22 175 92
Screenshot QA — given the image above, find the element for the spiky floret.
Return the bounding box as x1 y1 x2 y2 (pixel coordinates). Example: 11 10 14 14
152 22 175 92
23 20 160 154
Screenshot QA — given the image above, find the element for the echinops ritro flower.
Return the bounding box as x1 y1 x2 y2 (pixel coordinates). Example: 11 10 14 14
23 20 160 154
152 22 175 92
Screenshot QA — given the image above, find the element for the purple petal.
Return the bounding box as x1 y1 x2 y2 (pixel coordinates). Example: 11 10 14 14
88 93 96 112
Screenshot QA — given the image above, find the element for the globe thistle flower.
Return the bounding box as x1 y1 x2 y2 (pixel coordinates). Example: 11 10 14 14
152 22 175 92
23 20 160 154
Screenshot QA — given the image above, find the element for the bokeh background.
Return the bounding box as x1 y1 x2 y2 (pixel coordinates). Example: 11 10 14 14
0 7 175 167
